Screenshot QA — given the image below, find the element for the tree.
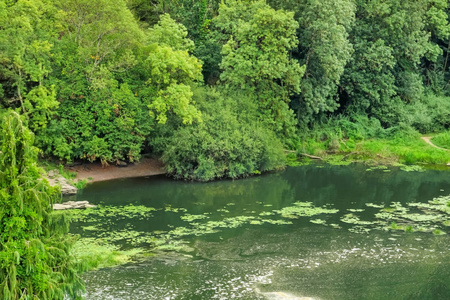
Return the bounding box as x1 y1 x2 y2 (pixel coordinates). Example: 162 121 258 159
214 0 304 137
0 111 83 299
342 0 449 127
141 14 203 125
293 0 355 122
0 0 61 131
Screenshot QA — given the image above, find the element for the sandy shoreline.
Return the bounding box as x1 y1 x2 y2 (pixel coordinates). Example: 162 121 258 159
67 158 166 183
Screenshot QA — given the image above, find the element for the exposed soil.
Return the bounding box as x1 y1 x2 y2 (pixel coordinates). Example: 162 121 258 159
67 158 166 183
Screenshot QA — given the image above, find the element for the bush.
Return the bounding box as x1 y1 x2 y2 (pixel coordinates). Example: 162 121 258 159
152 88 286 181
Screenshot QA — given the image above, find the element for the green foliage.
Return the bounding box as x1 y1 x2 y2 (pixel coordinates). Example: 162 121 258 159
342 0 449 127
58 0 144 82
0 111 83 299
147 14 195 51
297 112 450 166
153 88 286 181
281 0 355 122
432 131 450 149
0 0 62 130
32 8 204 163
144 36 203 124
1 0 450 177
214 0 304 137
37 83 152 163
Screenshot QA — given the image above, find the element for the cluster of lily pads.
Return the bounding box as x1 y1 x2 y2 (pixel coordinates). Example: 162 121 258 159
341 196 449 234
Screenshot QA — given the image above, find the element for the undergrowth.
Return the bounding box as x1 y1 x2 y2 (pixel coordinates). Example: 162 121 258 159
432 131 450 150
297 115 450 166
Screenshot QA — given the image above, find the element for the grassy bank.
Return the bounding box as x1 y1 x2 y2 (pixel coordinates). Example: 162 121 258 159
297 131 450 167
432 131 450 150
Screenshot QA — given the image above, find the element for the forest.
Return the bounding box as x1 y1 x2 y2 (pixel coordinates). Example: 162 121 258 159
0 0 449 181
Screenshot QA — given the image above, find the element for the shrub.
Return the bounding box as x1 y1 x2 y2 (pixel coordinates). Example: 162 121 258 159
153 88 286 181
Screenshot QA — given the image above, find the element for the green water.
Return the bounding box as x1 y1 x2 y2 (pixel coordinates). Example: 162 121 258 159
71 164 450 299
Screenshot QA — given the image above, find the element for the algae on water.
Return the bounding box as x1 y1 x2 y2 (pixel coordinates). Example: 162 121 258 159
274 202 339 219
64 192 449 271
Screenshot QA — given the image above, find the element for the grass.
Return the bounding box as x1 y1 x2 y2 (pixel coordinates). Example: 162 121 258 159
39 160 90 190
299 134 450 166
359 137 450 165
432 131 450 150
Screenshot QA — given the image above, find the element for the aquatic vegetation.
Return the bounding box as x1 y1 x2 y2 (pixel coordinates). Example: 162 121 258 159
262 219 293 225
259 212 275 216
310 219 326 225
405 225 414 232
345 195 450 234
62 187 449 275
181 214 210 222
82 225 99 231
399 165 425 172
329 223 341 229
341 214 374 225
61 204 158 222
72 238 144 271
348 225 371 233
274 202 339 219
402 213 441 222
250 220 264 225
366 203 384 209
348 209 365 212
165 206 188 213
365 166 388 172
323 156 353 166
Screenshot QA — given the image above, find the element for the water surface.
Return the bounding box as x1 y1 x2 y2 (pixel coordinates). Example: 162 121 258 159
72 164 450 299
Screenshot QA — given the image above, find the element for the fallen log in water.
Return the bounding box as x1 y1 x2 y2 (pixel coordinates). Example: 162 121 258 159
299 153 322 160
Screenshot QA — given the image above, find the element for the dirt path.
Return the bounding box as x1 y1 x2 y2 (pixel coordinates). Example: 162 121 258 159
68 158 166 183
421 136 449 151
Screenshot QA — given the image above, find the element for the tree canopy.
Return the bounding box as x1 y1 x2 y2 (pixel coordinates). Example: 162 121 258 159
0 0 449 173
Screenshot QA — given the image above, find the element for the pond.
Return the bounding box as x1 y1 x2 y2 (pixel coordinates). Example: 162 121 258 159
69 164 450 299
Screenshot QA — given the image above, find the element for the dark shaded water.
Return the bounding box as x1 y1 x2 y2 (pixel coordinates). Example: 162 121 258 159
72 164 450 299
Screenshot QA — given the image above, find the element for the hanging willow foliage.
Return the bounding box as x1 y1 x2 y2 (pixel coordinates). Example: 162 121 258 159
0 111 84 299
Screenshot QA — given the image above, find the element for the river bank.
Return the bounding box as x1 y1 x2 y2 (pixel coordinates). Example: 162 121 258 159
51 134 450 191
68 158 165 183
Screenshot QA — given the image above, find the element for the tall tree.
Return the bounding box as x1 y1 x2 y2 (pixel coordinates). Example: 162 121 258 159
0 0 61 131
295 0 355 122
0 111 83 299
140 14 203 125
214 0 304 137
267 0 355 124
342 0 449 126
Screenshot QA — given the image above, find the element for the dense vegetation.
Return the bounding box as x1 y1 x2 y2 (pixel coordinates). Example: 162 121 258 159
0 111 83 299
0 0 449 181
